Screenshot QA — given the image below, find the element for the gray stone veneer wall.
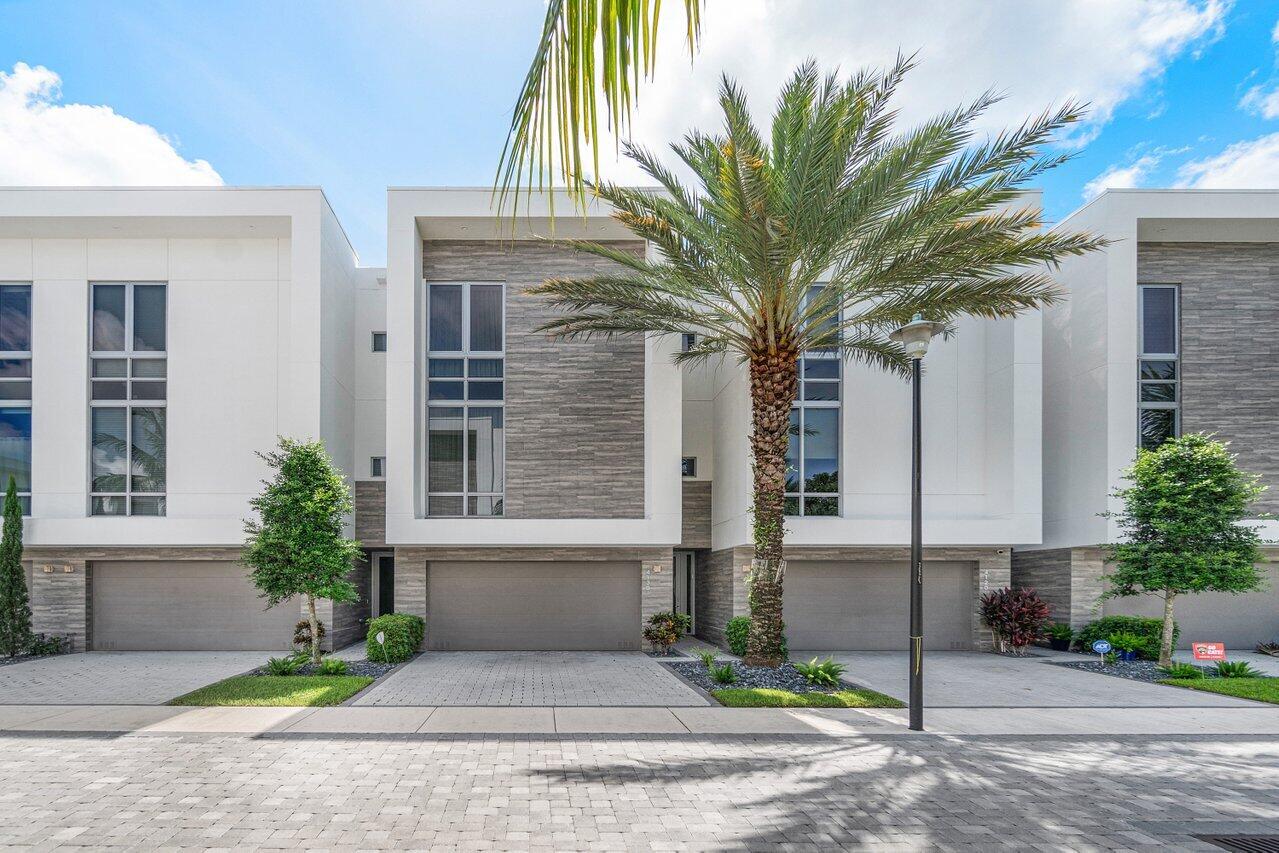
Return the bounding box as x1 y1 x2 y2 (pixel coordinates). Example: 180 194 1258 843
390 546 672 650
1010 547 1108 629
354 480 386 548
1140 242 1279 514
680 481 712 549
697 546 1010 651
23 547 370 653
422 240 646 519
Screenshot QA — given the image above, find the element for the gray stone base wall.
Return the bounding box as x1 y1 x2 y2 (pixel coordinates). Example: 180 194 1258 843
389 546 673 650
1011 547 1107 629
697 545 1011 651
22 546 370 653
354 480 386 548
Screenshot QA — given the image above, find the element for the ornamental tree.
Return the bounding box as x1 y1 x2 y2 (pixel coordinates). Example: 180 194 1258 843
0 476 31 657
243 438 361 664
1104 433 1267 667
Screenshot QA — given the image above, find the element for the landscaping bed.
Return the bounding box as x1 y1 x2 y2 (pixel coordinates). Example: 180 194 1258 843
254 659 397 679
170 675 373 707
668 660 902 708
1052 659 1214 684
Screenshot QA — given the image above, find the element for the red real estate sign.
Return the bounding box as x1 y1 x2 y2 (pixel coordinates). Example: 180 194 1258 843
1191 642 1226 661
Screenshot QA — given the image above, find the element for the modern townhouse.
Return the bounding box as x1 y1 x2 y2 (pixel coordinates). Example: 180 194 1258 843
1012 189 1279 649
1 186 366 652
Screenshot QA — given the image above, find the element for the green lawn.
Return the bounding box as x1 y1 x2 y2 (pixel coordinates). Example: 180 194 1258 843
711 687 904 708
170 675 374 707
1158 677 1279 705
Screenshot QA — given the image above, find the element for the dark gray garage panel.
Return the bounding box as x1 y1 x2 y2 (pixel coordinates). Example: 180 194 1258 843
1104 562 1279 649
428 561 640 650
784 561 973 650
92 561 297 651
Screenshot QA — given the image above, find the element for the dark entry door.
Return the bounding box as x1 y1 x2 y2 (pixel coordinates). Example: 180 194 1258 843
377 554 395 617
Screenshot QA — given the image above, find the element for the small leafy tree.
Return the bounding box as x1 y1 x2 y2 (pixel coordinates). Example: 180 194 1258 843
1104 433 1267 667
0 476 31 657
243 438 361 664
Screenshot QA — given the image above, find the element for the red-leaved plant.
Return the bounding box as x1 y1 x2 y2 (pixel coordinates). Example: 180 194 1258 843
978 587 1052 654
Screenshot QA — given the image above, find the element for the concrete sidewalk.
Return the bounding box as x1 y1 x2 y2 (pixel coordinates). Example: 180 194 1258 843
2 702 1277 736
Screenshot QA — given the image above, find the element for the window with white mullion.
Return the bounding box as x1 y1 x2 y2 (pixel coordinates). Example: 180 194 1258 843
785 285 841 517
90 282 167 516
425 282 505 517
0 283 32 514
1138 284 1179 450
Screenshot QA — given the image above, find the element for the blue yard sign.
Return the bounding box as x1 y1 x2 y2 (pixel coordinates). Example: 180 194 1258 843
1091 639 1112 654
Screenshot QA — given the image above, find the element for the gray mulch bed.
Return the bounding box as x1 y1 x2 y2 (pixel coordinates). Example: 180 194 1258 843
253 660 398 678
669 660 855 694
1053 659 1214 683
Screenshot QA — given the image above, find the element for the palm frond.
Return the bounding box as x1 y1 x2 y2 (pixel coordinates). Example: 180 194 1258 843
496 0 704 216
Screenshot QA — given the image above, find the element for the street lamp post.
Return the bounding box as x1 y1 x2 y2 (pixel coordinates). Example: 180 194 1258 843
890 314 945 732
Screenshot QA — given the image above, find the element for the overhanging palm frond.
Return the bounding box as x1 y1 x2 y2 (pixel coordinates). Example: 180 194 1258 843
496 0 704 216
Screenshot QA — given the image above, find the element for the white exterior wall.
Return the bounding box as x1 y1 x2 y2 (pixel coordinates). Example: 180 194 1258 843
353 269 388 481
383 188 682 547
1036 189 1279 550
680 359 718 482
318 203 360 527
0 187 344 547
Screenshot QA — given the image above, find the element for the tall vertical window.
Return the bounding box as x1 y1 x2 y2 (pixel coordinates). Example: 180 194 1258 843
0 284 31 514
90 283 167 516
785 286 840 516
1138 284 1178 450
426 282 504 517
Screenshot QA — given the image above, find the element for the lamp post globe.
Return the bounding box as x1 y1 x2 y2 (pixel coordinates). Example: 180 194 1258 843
890 314 944 732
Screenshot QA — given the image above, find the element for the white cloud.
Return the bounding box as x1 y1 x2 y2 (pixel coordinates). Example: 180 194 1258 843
1237 15 1279 118
1083 155 1162 199
599 0 1227 182
0 62 221 186
1177 132 1279 186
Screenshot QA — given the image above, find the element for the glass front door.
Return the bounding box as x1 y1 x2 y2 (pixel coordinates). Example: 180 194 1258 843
673 551 695 633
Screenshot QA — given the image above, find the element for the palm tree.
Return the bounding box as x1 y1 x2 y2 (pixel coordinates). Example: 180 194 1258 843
497 0 703 212
528 59 1107 666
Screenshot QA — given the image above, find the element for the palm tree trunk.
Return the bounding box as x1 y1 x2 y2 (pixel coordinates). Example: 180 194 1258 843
1159 589 1176 668
307 594 322 665
744 349 799 668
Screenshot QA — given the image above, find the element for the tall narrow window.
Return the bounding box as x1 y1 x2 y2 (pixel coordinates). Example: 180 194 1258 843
0 284 31 514
1138 284 1178 450
786 286 840 516
90 283 166 516
426 282 504 516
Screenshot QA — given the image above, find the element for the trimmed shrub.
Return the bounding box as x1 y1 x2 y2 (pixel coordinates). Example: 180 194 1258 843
724 616 788 660
1077 616 1177 661
318 657 348 676
642 611 691 654
293 619 325 653
979 587 1051 653
366 613 425 663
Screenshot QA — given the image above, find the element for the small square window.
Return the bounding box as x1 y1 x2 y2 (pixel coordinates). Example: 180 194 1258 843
681 333 697 352
681 457 697 477
370 456 385 478
371 332 387 352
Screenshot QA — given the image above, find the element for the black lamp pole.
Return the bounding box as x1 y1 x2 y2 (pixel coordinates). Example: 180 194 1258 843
908 355 924 731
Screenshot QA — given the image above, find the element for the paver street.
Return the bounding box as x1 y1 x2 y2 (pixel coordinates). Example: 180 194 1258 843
1 732 1276 850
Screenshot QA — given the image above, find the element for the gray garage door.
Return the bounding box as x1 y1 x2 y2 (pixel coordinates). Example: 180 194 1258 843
784 560 973 650
428 561 640 650
92 561 297 651
1104 562 1279 649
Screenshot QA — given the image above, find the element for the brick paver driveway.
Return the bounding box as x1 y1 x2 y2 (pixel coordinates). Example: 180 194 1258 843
354 651 709 706
0 652 266 705
2 732 1276 849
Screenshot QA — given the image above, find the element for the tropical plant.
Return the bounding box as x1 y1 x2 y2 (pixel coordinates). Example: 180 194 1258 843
642 610 692 654
293 619 326 654
1216 660 1263 679
498 0 703 212
709 661 737 685
698 650 716 668
1258 642 1279 658
265 654 304 676
318 657 349 676
0 476 31 657
1077 616 1175 662
1048 623 1074 642
1103 434 1267 667
978 587 1052 653
793 656 847 687
243 438 362 665
529 60 1103 665
1159 661 1203 679
1107 631 1145 656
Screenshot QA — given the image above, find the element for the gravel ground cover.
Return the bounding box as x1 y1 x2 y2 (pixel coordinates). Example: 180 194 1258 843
254 660 397 679
1054 659 1213 683
670 660 857 694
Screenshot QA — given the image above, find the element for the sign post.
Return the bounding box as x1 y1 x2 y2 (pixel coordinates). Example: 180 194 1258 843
376 630 388 664
1091 639 1112 666
1191 641 1226 662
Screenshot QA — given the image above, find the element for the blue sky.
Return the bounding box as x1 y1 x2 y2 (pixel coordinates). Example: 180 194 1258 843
2 1 1278 264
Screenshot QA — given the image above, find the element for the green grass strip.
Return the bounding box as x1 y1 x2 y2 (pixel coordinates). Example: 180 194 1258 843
170 675 374 707
711 687 904 708
1158 677 1279 705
